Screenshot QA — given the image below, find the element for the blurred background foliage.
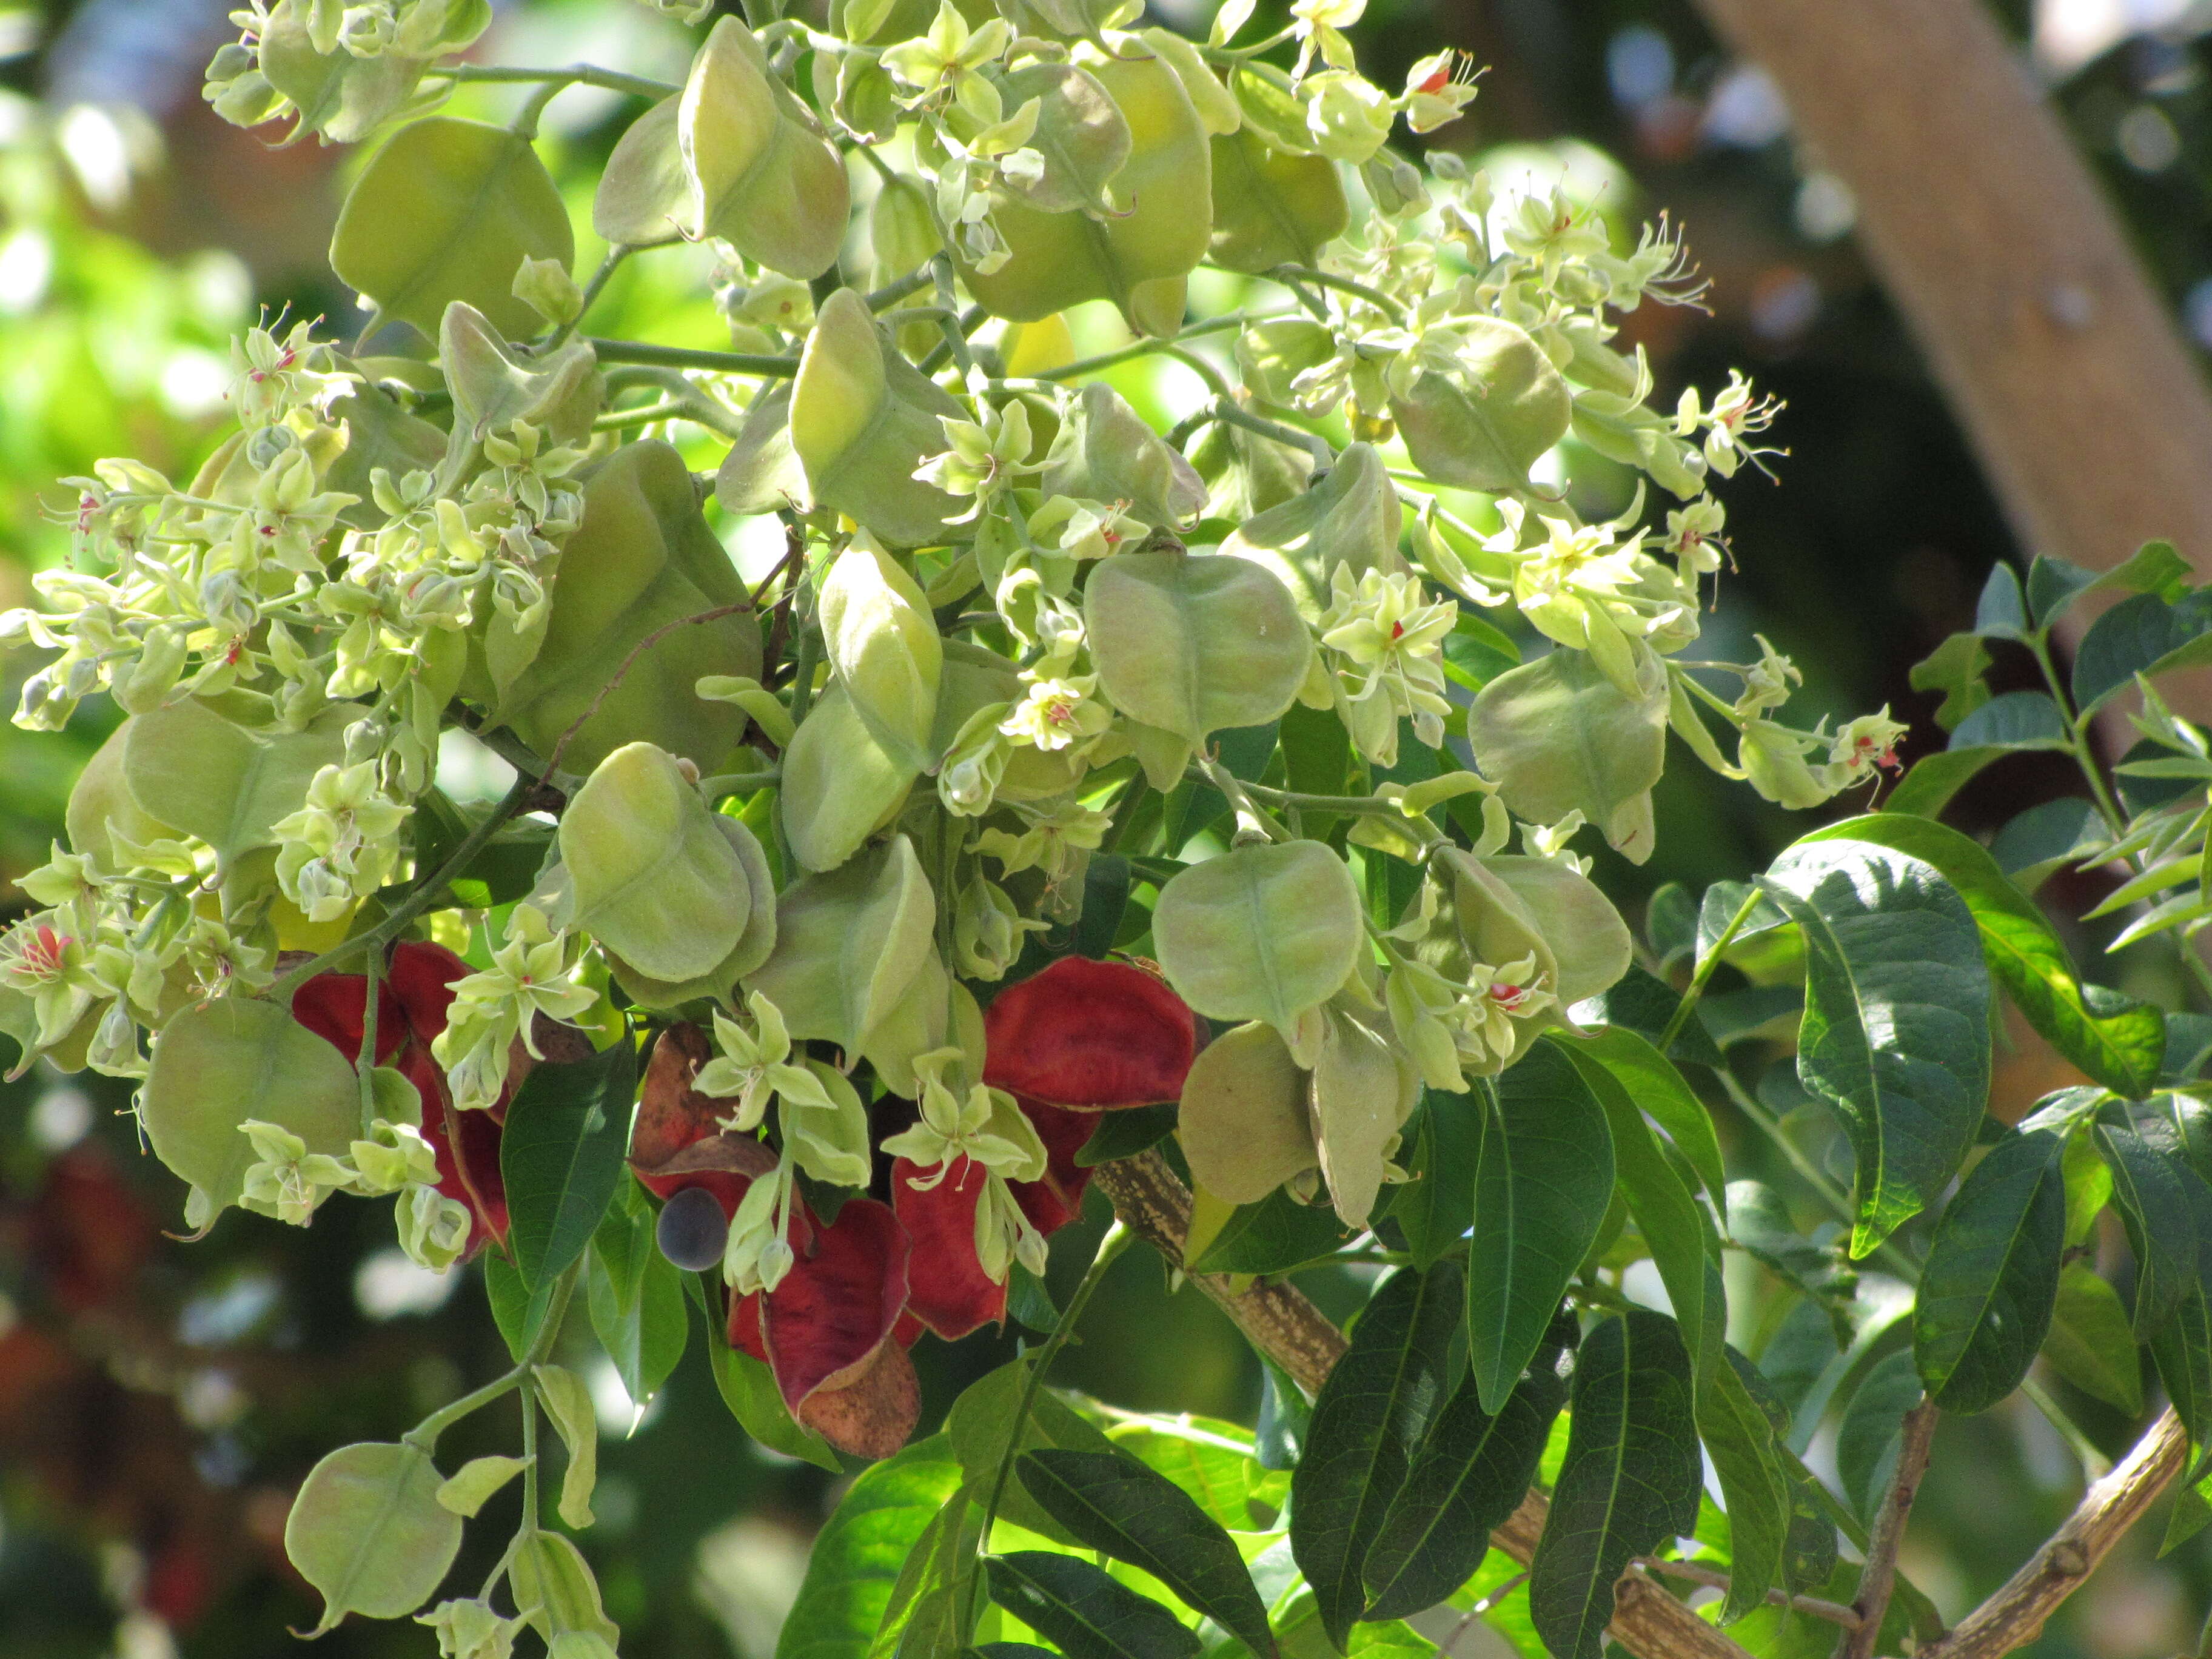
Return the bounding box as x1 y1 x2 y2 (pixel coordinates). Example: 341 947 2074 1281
1 0 2210 1654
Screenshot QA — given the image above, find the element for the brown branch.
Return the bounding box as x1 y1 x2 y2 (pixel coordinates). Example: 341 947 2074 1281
1916 1408 2190 1659
1088 1151 1758 1659
1842 1395 1939 1659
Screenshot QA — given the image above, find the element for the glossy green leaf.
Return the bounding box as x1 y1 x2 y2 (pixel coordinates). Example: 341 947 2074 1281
2040 1261 2143 1415
1761 838 1992 1257
871 1493 980 1659
1973 561 2029 638
1566 1024 1725 1201
1469 1043 1615 1413
1886 691 2070 819
1723 1181 1855 1305
1289 1263 1460 1651
777 1440 965 1659
1102 1416 1260 1533
1906 631 1992 732
501 1035 635 1290
2150 1286 2212 1461
1017 1449 1276 1658
1526 1312 1701 1659
1386 1087 1481 1268
1988 798 2102 897
1567 964 1724 1071
1833 1350 1922 1524
1076 1102 1178 1167
947 1357 1122 1547
1362 1312 1570 1621
986 1552 1201 1659
330 116 573 339
1807 814 2163 1098
2073 588 2212 714
700 1307 842 1471
585 1181 688 1408
2096 1119 2200 1340
1695 1349 1796 1618
484 1248 560 1362
1187 1187 1354 1275
1913 1128 2066 1412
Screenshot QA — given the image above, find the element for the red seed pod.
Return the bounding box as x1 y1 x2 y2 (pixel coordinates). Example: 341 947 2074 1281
982 956 1196 1110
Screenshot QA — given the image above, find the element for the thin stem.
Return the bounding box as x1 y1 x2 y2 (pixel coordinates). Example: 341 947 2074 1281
1031 315 1252 383
404 1263 578 1452
1268 263 1407 323
1212 400 1335 470
1632 1558 1862 1630
865 267 937 311
555 244 631 347
1843 1396 1938 1659
595 367 745 437
1716 1067 1920 1281
701 769 782 800
592 398 690 431
1440 1572 1531 1655
264 772 538 1004
1658 886 1758 1053
435 62 682 99
2021 1374 2113 1479
541 602 754 778
357 947 381 1131
1196 755 1289 844
585 338 799 377
520 1386 541 1534
1159 343 1235 403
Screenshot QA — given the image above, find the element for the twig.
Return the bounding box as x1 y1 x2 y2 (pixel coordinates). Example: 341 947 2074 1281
1440 1571 1529 1654
585 338 799 377
1917 1408 2189 1659
538 602 752 782
1843 1395 1938 1659
1632 1558 1862 1630
1087 1151 1758 1659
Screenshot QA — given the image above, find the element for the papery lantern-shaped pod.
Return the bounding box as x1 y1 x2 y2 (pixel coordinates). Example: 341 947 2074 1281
981 956 1196 1110
728 1196 921 1460
632 1022 777 1221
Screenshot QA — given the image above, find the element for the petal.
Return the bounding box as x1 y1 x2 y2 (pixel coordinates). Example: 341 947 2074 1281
760 1197 916 1450
982 957 1196 1108
891 1155 1005 1341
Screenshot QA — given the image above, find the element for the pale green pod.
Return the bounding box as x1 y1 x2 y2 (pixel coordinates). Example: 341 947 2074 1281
602 813 779 1010
1468 645 1666 863
1310 1000 1418 1227
1154 840 1362 1034
1480 854 1632 1007
67 719 178 871
678 16 849 280
748 834 936 1054
562 742 752 983
1219 441 1405 622
1226 62 1315 155
1190 418 1313 522
779 682 919 873
715 383 813 517
869 174 943 281
857 943 951 1098
1083 550 1312 746
1236 315 1335 408
1207 126 1347 274
509 1530 621 1647
141 996 360 1216
330 116 573 340
999 62 1132 215
122 700 354 866
286 1441 464 1635
1390 315 1572 494
593 94 688 247
820 540 942 768
790 287 968 547
1039 382 1207 529
1177 1020 1318 1204
492 440 762 774
1140 28 1239 135
439 302 600 444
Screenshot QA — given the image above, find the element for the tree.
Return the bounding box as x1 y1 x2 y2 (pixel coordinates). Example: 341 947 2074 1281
1 1 2206 1657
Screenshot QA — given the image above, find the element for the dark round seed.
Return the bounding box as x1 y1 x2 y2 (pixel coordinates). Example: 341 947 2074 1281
656 1185 730 1272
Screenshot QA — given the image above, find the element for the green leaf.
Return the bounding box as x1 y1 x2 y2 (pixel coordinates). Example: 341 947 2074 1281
484 1248 562 1362
329 116 574 339
501 1034 637 1290
1187 1187 1357 1275
1289 1263 1461 1652
1103 1416 1261 1532
870 1492 980 1659
1761 838 1992 1257
1567 1025 1726 1202
2026 555 2099 629
1696 1350 1797 1618
1807 814 2165 1098
1469 1044 1616 1412
2040 1262 2143 1415
1723 1181 1855 1305
1886 692 2070 819
1386 1088 1480 1269
1361 1312 1570 1621
947 1357 1122 1547
1912 1129 2066 1413
1006 1262 1060 1333
1567 965 1724 1071
686 1273 841 1471
1906 631 1992 732
2150 1285 2212 1462
1256 1356 1311 1473
1526 1312 1701 1659
1833 1350 1922 1524
1988 798 2102 897
1017 1449 1276 1658
777 1440 965 1659
2073 588 2212 714
1076 1102 1178 1168
985 1552 1201 1659
532 1362 599 1529
2095 1119 2200 1340
1974 561 2030 638
1075 853 1133 962
586 1181 688 1408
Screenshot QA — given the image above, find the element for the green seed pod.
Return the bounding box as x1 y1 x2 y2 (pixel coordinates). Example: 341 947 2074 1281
1568 390 1708 501
748 834 936 1055
1039 383 1207 531
1389 316 1572 494
1469 645 1665 863
998 63 1132 216
594 95 687 247
66 719 177 871
509 1530 621 1649
1084 550 1312 746
1236 315 1336 409
678 17 850 280
1140 27 1241 136
1310 999 1418 1226
715 384 813 517
1227 62 1315 155
562 742 753 982
820 540 942 769
778 682 919 873
1478 854 1631 1007
492 439 762 774
440 303 601 446
286 1441 464 1635
330 116 574 341
122 700 354 866
1189 418 1313 521
602 811 778 1010
141 997 360 1216
1219 441 1404 622
1207 126 1347 275
850 942 951 1097
790 287 968 548
869 174 943 282
1300 71 1393 165
1177 1019 1318 1204
963 40 1213 338
1154 839 1362 1039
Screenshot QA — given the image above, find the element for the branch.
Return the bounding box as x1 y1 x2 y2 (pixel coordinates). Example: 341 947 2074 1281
1917 1408 2190 1659
1632 1558 1862 1631
1088 1151 1759 1659
1842 1395 1939 1659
